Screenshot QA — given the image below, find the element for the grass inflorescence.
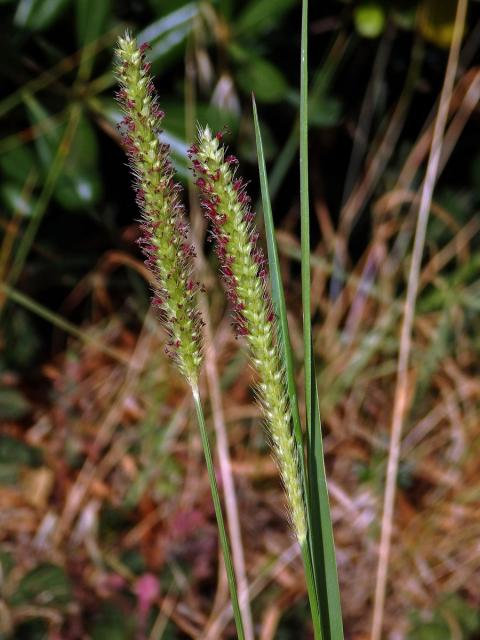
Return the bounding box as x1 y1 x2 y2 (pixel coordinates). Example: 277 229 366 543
115 33 203 386
115 35 247 639
190 126 307 545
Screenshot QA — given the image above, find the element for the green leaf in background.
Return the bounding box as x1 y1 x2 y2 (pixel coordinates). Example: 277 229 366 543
0 182 36 217
91 603 135 640
9 564 72 607
0 142 37 183
216 0 234 20
0 388 31 420
159 100 241 141
0 435 42 466
137 3 199 69
408 594 480 639
75 0 112 46
0 551 14 581
54 114 102 210
309 96 343 128
4 306 41 369
14 0 72 31
235 0 296 36
24 93 102 211
353 2 387 39
237 57 289 103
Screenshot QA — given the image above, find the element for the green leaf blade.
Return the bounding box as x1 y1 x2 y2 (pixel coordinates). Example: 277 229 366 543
299 0 344 637
253 95 323 640
252 96 303 453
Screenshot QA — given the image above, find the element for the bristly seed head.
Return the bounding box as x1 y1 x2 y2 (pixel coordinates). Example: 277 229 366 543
190 126 307 544
115 32 203 385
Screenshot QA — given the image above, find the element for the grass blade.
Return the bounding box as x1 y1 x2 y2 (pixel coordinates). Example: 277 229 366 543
299 1 344 637
191 389 246 640
300 0 312 438
252 97 304 455
310 354 344 639
253 95 323 639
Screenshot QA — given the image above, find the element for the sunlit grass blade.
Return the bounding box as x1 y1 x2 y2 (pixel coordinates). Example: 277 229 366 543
310 351 344 639
252 96 323 639
252 96 304 455
192 390 246 640
299 1 344 638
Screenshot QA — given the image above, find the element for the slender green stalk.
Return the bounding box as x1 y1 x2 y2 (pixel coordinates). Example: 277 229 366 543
311 361 344 640
300 0 312 436
301 540 323 640
192 388 246 640
299 2 344 637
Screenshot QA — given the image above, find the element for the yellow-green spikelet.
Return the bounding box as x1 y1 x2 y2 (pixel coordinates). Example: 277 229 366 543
115 34 202 385
191 127 307 544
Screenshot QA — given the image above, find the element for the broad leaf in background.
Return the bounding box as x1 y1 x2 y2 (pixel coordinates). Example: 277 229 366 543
137 3 199 70
24 93 102 211
409 594 480 639
235 0 296 36
0 433 40 485
3 307 42 369
0 142 37 183
309 96 342 128
0 141 38 227
91 603 135 640
236 56 289 103
75 0 112 46
0 388 31 420
9 564 72 607
0 435 41 467
0 182 36 217
14 0 71 31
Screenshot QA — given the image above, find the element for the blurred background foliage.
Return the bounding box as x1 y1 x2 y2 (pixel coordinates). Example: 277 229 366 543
1 0 480 638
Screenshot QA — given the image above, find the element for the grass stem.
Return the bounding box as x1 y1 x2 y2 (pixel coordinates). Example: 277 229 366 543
191 388 246 640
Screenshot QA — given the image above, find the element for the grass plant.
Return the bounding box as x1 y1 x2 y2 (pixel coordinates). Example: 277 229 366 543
3 1 479 638
114 2 344 635
115 33 246 639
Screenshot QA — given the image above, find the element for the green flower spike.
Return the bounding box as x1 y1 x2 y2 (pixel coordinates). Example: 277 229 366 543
115 33 203 386
190 126 307 544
